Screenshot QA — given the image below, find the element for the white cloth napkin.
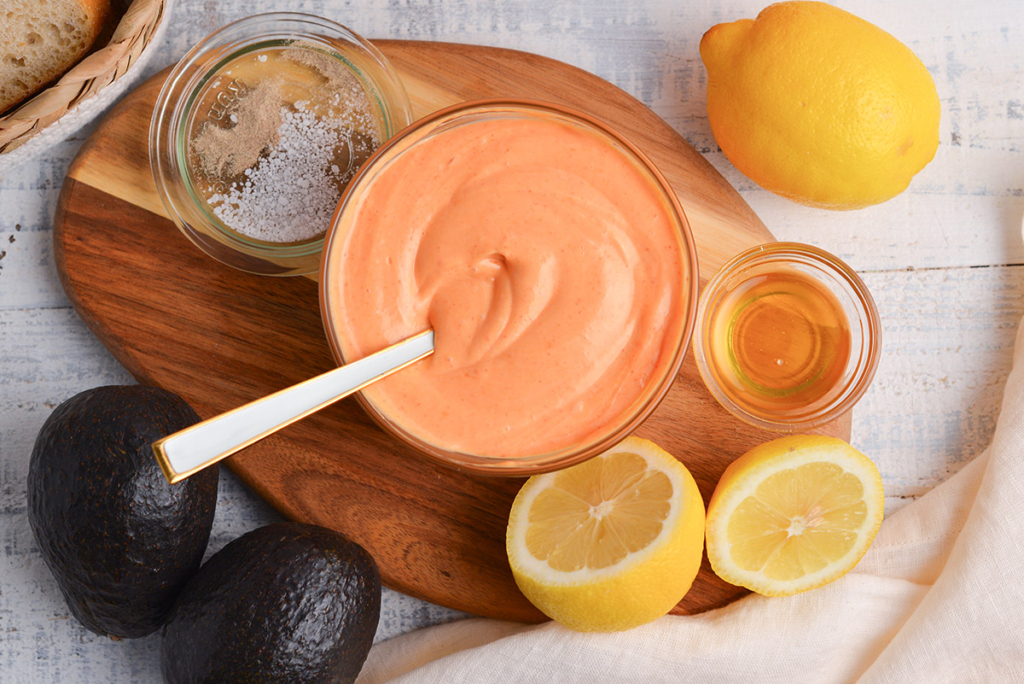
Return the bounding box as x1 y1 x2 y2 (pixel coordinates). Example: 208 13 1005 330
357 319 1024 683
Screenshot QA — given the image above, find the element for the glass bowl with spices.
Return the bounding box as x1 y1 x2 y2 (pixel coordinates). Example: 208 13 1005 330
150 12 412 276
693 242 881 432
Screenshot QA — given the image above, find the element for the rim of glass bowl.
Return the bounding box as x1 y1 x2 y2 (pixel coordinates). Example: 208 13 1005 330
693 241 882 433
149 12 413 276
318 99 700 475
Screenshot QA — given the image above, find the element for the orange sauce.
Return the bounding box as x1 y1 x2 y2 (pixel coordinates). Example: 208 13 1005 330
325 116 687 457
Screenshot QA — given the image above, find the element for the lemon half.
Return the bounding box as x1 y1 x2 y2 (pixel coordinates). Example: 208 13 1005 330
506 436 705 632
706 435 884 596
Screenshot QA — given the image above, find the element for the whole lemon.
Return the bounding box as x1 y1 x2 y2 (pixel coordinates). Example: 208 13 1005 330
700 1 940 210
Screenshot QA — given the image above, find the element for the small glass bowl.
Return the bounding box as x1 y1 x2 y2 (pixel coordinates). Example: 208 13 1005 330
319 99 700 475
150 12 413 276
693 242 881 432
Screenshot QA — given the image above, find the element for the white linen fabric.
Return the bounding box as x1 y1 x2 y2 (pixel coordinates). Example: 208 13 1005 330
357 319 1024 683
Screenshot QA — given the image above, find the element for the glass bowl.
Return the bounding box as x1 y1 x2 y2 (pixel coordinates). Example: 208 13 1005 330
150 12 412 276
319 99 699 475
693 242 881 432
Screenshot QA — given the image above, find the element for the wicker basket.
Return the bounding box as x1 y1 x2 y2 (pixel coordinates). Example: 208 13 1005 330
0 0 167 155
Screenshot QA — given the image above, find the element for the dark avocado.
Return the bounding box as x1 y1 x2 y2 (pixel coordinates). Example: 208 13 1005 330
161 522 381 684
27 385 219 638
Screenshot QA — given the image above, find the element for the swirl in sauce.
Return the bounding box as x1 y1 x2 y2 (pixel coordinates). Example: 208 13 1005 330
326 115 687 457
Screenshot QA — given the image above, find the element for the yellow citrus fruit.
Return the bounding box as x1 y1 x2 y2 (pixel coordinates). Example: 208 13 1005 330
700 1 940 210
706 435 884 596
506 436 705 631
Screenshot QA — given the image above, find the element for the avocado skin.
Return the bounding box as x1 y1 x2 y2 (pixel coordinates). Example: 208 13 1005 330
27 385 219 638
162 522 381 684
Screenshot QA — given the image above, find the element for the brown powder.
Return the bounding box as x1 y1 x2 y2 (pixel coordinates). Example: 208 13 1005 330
188 44 382 243
192 78 285 180
190 45 372 185
283 46 349 84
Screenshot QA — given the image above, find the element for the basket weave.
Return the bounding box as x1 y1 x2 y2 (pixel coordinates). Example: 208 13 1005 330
0 0 166 154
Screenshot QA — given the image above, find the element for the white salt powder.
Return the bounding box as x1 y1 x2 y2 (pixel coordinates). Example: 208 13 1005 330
193 47 382 245
207 105 372 243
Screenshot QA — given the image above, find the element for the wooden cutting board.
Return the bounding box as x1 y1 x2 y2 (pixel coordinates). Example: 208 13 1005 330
54 41 850 622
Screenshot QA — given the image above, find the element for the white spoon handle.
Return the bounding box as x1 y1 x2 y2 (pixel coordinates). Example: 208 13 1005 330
153 330 434 484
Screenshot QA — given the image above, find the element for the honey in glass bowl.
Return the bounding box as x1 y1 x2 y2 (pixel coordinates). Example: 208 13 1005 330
694 242 880 432
708 266 852 412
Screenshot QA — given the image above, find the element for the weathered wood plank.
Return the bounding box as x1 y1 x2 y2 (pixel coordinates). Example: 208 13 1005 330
0 0 1021 681
855 265 1024 497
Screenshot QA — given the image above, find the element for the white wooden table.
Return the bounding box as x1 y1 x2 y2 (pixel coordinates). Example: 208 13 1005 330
1 0 1021 679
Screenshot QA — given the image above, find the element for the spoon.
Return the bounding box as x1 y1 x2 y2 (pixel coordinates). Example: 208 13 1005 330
152 329 434 484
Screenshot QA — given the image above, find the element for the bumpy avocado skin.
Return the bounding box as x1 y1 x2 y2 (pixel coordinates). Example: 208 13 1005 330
161 523 382 684
27 385 219 638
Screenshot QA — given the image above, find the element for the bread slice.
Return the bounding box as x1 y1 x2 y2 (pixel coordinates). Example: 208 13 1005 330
0 0 112 114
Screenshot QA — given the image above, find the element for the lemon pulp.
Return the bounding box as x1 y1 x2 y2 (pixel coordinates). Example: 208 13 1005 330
706 435 884 596
729 462 867 581
525 451 673 572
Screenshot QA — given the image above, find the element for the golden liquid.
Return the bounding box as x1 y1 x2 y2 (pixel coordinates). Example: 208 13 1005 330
708 268 851 413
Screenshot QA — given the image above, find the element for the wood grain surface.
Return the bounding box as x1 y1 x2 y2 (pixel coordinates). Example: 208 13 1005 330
53 41 849 621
